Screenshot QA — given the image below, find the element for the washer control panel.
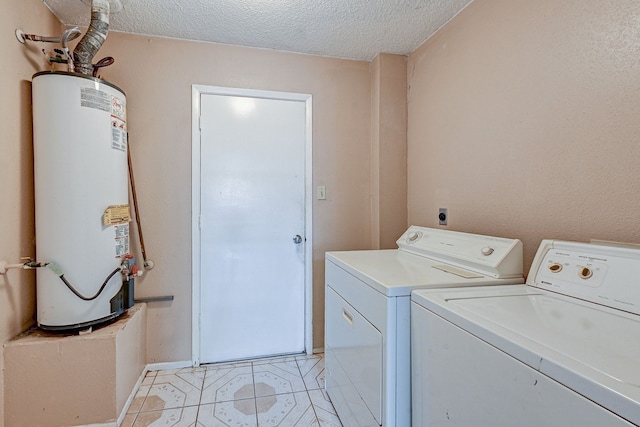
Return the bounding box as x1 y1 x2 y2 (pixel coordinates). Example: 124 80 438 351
529 240 640 315
538 253 607 289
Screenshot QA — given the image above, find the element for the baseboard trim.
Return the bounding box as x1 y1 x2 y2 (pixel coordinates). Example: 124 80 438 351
67 422 117 427
116 367 147 427
146 360 194 371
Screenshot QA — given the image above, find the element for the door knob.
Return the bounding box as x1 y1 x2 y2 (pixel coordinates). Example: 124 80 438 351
293 235 303 244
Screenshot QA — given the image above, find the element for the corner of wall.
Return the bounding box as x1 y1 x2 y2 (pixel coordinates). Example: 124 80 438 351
0 353 4 427
370 54 382 249
2 2 65 425
370 53 408 249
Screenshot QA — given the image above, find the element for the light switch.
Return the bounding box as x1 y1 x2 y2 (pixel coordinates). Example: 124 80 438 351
317 186 326 200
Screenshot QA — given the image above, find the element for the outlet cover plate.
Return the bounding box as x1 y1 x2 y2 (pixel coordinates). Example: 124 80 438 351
439 208 448 225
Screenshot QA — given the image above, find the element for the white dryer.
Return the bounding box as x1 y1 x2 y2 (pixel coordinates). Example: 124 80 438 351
411 239 640 426
324 226 523 426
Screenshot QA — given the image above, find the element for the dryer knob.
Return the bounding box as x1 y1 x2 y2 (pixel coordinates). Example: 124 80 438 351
481 246 494 256
408 232 420 242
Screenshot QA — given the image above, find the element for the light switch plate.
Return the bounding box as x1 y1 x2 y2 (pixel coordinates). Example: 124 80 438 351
317 186 326 200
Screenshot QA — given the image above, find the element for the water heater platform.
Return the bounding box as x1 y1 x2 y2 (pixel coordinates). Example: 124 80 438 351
3 304 146 427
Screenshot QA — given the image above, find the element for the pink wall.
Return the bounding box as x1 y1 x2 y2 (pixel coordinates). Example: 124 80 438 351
8 0 639 415
371 54 408 249
3 2 378 385
407 0 640 272
95 33 374 361
0 2 62 425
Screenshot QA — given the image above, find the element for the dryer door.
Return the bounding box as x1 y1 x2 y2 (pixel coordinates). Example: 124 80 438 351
326 286 382 426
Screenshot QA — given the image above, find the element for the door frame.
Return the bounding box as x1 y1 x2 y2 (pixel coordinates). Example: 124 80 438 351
191 84 313 366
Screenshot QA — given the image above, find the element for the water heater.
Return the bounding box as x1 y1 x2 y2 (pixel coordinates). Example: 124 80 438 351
32 71 133 330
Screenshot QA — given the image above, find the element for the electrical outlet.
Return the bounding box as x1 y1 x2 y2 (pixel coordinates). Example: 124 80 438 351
438 208 448 226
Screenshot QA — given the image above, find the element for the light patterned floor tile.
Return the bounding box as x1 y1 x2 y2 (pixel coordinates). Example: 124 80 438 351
129 384 152 413
126 355 339 427
133 405 199 426
197 400 258 427
143 371 158 386
157 367 207 377
204 360 253 370
256 391 318 426
141 371 205 411
201 365 255 404
154 368 186 376
121 413 137 427
251 354 301 366
257 360 300 377
253 362 305 397
308 389 342 427
297 357 325 391
295 353 323 361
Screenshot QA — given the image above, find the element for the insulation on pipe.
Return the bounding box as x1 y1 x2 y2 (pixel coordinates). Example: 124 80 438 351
73 0 110 76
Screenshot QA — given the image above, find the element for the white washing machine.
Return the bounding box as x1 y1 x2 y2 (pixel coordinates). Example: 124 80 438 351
324 226 523 426
411 239 640 426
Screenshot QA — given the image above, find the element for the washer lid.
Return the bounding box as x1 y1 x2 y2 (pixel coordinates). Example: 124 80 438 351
412 284 640 425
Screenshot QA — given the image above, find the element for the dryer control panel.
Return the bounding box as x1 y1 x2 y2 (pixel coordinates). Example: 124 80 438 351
396 226 523 279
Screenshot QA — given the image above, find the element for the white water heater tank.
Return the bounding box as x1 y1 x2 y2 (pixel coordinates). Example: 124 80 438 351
32 71 132 330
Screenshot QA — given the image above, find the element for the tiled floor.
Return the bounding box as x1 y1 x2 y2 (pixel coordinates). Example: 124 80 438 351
122 353 342 427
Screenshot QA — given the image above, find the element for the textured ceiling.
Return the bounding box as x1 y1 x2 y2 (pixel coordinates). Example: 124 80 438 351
42 0 472 61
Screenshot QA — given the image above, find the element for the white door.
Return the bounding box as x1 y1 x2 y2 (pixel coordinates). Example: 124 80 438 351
198 92 307 363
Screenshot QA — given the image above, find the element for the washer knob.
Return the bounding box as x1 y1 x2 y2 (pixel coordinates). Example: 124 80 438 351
578 266 593 279
481 246 494 256
548 263 563 273
408 232 420 242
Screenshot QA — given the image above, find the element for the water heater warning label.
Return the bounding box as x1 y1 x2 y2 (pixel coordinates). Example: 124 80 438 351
112 121 127 151
103 204 131 226
80 87 110 112
114 223 130 258
111 95 127 152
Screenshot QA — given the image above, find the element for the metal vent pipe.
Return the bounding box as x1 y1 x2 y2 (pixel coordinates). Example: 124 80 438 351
73 0 110 76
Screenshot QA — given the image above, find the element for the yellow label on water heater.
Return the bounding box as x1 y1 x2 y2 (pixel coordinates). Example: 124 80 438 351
103 204 131 226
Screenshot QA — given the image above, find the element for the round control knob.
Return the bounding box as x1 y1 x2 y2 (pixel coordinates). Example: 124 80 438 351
578 266 593 279
548 263 563 273
481 246 494 256
408 232 420 242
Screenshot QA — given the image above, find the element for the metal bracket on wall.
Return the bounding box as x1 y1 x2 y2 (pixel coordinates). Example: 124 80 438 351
134 295 174 303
